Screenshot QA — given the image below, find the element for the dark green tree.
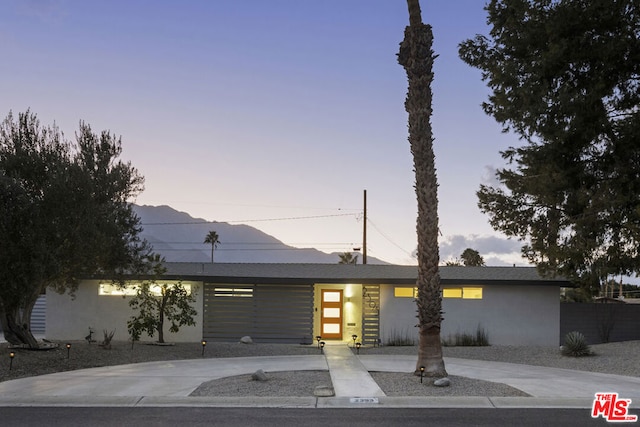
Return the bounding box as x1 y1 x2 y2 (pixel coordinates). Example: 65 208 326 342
460 248 485 267
459 0 640 292
398 0 447 378
0 110 151 347
127 257 198 344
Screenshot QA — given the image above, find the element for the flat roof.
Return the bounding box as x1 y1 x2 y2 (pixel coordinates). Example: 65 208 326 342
156 262 572 287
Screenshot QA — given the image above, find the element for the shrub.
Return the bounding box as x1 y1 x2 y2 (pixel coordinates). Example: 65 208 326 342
561 331 592 357
442 325 490 347
384 328 416 346
127 256 198 344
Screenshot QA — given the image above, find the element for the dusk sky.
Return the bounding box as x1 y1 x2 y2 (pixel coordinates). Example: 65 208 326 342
1 0 527 266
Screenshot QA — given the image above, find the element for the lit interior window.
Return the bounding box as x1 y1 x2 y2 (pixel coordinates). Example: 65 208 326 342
323 324 340 334
99 282 191 296
394 287 417 298
99 283 137 296
463 287 483 299
442 287 483 299
443 288 462 298
323 291 341 302
323 308 341 318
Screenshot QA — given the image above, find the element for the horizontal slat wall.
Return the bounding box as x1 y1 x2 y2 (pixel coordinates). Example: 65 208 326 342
253 285 313 342
203 284 313 343
0 295 46 336
203 285 254 342
362 285 380 346
32 294 46 334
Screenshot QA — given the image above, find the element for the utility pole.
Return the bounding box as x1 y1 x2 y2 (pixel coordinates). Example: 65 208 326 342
363 189 367 265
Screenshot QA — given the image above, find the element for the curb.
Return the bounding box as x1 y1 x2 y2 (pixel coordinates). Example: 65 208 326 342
0 396 613 409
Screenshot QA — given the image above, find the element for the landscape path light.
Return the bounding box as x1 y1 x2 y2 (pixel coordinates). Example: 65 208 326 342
66 343 71 359
320 341 325 354
201 340 207 356
9 352 15 370
316 336 322 348
351 334 357 348
356 342 361 354
419 366 425 383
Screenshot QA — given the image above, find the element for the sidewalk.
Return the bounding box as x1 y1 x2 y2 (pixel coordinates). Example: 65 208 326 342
0 343 639 409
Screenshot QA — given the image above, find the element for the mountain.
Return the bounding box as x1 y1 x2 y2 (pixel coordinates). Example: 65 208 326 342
133 205 385 264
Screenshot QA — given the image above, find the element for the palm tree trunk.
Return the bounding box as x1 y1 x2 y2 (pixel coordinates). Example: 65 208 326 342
398 0 447 378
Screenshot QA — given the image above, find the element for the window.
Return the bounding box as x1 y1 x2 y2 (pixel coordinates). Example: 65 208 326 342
463 287 483 299
99 283 137 296
394 287 417 298
442 287 483 299
214 287 254 298
442 288 462 298
394 286 483 299
99 282 192 296
323 291 341 302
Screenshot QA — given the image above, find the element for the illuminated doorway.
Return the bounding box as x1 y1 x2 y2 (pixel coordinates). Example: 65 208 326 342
321 289 343 339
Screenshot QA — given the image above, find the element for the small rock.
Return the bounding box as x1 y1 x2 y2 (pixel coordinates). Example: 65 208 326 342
314 385 335 397
251 369 268 381
240 336 253 344
433 377 451 387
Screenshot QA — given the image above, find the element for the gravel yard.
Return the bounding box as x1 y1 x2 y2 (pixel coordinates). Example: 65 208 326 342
0 340 318 383
2 340 638 397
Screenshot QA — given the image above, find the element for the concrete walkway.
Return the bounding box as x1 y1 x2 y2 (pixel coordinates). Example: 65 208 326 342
323 343 385 397
360 355 640 400
1 344 639 409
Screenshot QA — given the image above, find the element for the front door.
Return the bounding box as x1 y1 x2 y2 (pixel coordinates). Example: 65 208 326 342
321 289 343 340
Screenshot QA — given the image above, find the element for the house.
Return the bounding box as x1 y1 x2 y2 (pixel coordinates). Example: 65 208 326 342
46 263 571 346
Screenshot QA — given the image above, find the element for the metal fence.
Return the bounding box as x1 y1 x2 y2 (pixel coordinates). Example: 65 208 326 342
560 302 640 344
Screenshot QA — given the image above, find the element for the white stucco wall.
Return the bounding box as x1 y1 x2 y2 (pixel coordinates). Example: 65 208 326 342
46 279 560 346
46 280 204 343
379 284 560 346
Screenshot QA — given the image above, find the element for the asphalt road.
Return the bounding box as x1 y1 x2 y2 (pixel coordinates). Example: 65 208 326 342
0 407 625 426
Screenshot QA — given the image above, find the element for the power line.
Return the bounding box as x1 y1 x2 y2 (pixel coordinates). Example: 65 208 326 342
149 242 356 252
141 213 357 226
143 241 355 246
138 199 361 212
142 215 414 259
366 217 414 258
151 247 338 252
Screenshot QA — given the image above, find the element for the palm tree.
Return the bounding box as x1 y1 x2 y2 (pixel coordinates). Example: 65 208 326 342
397 0 447 378
203 230 220 263
338 252 358 265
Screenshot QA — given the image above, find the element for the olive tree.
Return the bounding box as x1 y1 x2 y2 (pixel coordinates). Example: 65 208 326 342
0 110 151 347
